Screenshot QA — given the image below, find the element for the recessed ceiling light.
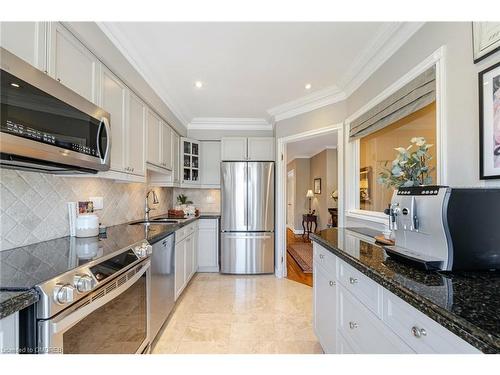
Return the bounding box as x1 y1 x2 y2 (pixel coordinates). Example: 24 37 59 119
305 83 312 90
10 83 20 88
194 81 203 89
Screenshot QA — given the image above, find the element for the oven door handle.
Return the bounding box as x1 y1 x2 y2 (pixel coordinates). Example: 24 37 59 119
46 260 150 335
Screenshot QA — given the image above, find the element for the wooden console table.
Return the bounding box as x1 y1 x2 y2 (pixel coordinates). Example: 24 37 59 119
302 214 317 240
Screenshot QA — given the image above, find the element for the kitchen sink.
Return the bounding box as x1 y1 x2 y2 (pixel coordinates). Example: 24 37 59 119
129 219 179 226
151 218 179 223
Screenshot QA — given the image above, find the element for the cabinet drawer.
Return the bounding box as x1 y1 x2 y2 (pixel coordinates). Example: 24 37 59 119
338 285 414 354
175 227 187 244
313 243 337 276
382 289 480 353
338 258 382 316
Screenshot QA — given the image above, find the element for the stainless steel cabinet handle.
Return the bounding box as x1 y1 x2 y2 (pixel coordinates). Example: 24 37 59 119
349 322 358 329
349 277 358 284
329 280 335 286
411 326 427 338
319 254 324 259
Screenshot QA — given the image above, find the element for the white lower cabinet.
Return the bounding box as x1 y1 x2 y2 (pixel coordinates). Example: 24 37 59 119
313 261 337 354
313 242 482 354
0 312 19 355
174 222 198 300
197 218 219 272
338 283 414 354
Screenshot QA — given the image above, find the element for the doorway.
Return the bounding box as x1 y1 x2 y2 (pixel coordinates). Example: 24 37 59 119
276 123 344 280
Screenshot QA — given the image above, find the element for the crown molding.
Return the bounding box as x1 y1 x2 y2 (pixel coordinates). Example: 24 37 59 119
97 22 190 127
340 22 425 98
268 85 346 122
270 22 425 123
188 117 273 131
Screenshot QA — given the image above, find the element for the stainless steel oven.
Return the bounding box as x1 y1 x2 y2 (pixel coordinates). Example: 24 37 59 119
38 260 150 354
0 47 110 174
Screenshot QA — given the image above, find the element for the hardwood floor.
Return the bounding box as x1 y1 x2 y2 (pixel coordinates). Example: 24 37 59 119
286 228 313 287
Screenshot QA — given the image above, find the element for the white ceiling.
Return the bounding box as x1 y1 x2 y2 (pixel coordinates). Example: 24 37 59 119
287 132 338 163
99 22 423 128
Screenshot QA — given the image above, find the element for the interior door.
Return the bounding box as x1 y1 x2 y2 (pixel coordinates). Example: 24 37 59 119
287 170 295 229
221 162 247 231
247 162 274 232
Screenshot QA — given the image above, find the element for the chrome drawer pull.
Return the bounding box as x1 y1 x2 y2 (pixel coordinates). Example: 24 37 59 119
411 326 427 338
319 254 324 259
329 280 335 286
349 277 358 284
349 322 358 329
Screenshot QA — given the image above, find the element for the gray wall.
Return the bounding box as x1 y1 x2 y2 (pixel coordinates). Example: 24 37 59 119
346 21 500 189
275 101 346 138
275 22 500 231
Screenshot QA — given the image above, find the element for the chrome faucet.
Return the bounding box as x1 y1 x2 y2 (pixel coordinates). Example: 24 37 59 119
145 190 159 221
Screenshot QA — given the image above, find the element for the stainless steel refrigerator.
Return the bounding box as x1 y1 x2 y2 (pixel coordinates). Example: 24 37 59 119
221 161 275 274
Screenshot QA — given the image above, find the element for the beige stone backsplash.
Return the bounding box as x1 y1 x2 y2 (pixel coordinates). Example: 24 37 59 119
173 188 220 213
0 169 172 251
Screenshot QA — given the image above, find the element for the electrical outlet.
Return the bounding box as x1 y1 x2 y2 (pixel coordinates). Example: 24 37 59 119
89 196 104 210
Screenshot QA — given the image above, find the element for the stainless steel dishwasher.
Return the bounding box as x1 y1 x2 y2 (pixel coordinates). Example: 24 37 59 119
150 233 175 342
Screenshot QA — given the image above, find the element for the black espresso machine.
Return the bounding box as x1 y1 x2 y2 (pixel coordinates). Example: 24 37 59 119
384 186 500 271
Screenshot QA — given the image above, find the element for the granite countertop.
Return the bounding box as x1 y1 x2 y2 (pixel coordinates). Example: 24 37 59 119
0 213 219 318
0 290 39 319
311 228 500 354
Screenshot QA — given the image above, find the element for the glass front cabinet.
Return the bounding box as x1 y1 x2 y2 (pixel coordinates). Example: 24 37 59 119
181 137 200 185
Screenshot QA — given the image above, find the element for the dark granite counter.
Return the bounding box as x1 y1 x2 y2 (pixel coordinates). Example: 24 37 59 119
310 228 500 354
0 290 39 319
0 213 214 316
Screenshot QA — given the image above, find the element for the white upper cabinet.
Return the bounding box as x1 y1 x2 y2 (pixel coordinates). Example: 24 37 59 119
127 92 146 176
221 137 275 161
47 23 100 104
160 122 173 170
147 109 162 167
101 67 126 173
247 137 275 161
181 138 200 185
201 141 221 187
0 22 47 71
221 137 247 161
172 132 180 183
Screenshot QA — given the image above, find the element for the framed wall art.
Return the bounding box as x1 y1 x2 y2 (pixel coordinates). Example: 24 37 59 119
473 22 500 63
479 61 500 179
313 178 321 194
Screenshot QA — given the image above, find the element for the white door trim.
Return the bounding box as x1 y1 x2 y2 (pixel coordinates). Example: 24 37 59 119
275 123 344 278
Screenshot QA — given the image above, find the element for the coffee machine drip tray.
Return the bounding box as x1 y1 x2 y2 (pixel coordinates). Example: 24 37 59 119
384 245 444 271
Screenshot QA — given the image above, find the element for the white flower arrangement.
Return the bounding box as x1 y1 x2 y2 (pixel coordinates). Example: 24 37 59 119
377 137 435 189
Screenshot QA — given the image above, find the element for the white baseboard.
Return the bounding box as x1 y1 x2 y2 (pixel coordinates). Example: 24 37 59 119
286 225 304 235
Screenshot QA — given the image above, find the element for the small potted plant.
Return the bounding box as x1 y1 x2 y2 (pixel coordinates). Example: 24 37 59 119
176 194 195 216
377 137 435 189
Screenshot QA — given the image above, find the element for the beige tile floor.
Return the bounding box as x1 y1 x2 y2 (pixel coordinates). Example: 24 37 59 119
152 273 323 354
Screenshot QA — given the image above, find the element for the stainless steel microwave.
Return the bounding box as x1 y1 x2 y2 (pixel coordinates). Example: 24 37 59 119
0 47 110 174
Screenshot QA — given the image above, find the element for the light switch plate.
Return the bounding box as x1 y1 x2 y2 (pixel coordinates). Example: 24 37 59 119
89 196 104 210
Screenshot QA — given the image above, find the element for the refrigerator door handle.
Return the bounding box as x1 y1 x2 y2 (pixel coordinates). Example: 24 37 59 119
244 163 248 227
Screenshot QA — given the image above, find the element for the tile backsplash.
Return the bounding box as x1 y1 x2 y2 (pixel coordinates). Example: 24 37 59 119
172 188 220 213
0 169 172 251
